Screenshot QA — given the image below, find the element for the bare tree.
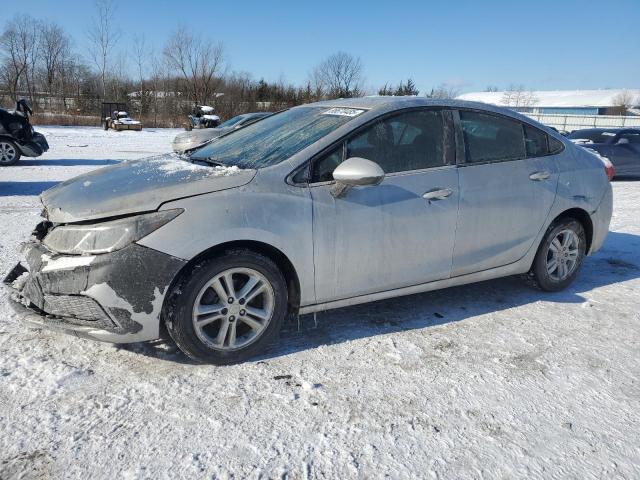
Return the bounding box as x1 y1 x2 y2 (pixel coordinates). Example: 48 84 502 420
148 52 166 127
484 85 499 92
39 21 71 109
311 52 364 99
428 83 461 99
0 15 40 103
612 90 636 113
87 0 120 98
501 84 538 108
163 27 225 107
133 35 147 116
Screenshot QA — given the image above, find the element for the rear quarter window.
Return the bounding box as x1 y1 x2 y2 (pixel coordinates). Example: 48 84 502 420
549 136 564 154
524 124 549 156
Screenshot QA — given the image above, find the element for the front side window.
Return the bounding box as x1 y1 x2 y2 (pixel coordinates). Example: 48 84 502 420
345 110 447 174
191 106 363 169
459 110 526 163
311 145 344 183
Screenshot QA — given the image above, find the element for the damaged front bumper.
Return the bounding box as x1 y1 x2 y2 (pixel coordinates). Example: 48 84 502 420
3 241 186 343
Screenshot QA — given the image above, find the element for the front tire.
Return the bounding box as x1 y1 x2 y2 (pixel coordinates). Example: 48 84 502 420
528 218 586 291
0 139 21 166
164 250 288 364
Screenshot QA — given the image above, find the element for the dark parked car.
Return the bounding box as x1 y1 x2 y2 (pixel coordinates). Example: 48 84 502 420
568 128 640 178
0 99 49 166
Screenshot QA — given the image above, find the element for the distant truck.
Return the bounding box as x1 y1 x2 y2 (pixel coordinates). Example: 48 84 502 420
101 102 142 131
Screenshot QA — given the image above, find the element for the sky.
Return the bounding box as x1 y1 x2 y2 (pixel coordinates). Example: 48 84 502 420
4 0 639 95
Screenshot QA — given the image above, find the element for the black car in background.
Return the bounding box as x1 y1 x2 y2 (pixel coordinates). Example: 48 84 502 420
0 99 49 166
568 128 640 178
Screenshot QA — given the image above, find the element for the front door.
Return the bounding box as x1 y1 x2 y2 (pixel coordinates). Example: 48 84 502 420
309 109 460 304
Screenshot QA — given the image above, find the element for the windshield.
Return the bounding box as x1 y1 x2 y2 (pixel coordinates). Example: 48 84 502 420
218 115 246 128
191 106 364 168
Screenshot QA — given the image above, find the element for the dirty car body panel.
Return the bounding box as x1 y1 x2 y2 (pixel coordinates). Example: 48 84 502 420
3 97 613 347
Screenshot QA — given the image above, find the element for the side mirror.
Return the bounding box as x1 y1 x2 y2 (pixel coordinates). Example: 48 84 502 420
331 157 384 198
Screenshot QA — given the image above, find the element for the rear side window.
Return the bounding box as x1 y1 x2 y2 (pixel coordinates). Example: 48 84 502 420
459 110 525 163
524 124 549 156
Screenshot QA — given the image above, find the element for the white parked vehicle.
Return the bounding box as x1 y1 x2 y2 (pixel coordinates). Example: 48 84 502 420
103 111 142 131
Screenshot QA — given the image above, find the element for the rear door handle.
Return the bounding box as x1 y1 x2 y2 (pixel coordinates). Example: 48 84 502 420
423 188 453 201
529 171 551 181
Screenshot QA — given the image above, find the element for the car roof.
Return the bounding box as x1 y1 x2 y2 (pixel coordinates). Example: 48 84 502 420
309 96 476 109
300 96 546 117
293 96 563 135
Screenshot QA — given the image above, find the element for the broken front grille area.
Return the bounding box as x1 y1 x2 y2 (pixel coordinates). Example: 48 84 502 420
42 294 112 323
4 260 115 329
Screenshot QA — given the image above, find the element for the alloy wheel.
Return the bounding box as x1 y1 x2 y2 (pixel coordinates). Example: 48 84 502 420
0 142 17 164
192 267 275 351
546 229 580 282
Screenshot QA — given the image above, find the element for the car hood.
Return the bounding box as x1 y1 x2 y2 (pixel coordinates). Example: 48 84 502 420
172 128 230 152
41 153 256 223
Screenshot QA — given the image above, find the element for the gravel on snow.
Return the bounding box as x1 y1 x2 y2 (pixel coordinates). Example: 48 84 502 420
0 127 638 479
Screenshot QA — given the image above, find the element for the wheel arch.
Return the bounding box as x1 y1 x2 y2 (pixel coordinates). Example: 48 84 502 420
553 207 594 254
0 135 20 146
163 240 301 318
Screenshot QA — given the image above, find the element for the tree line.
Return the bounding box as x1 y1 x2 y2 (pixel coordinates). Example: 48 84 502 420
0 1 460 127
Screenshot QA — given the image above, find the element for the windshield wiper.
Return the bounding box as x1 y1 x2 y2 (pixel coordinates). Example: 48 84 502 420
191 157 225 167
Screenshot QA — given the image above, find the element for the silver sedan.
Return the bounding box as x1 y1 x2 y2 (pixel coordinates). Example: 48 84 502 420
3 97 613 364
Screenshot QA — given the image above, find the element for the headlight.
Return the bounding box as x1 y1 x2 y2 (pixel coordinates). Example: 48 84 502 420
43 209 183 255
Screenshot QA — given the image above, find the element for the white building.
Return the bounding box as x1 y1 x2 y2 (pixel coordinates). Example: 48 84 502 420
457 89 640 116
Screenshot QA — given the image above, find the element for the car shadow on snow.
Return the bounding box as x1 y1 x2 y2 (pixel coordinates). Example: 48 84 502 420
122 231 640 365
0 181 60 196
18 159 120 167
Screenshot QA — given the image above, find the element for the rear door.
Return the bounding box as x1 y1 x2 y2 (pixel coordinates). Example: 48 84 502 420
309 108 459 303
451 110 559 276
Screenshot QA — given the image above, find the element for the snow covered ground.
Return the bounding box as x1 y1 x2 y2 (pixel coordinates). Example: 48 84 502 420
0 127 639 479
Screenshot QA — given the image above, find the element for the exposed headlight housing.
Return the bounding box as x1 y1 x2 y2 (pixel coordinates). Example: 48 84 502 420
43 209 183 255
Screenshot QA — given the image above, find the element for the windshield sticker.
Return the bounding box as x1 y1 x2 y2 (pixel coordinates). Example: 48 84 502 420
601 132 616 136
322 108 365 117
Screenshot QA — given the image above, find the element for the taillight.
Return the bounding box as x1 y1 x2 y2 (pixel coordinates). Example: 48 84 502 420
583 147 614 181
601 156 615 181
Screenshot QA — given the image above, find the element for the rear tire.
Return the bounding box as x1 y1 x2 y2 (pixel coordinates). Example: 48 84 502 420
0 139 21 166
528 218 586 291
164 250 288 364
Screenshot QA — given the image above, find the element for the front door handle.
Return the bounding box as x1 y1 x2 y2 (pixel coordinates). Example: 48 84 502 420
423 188 453 201
529 171 551 181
